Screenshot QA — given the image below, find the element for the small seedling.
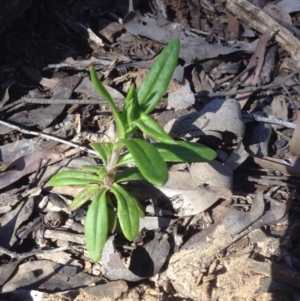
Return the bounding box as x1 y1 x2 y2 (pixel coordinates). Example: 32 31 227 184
49 38 217 261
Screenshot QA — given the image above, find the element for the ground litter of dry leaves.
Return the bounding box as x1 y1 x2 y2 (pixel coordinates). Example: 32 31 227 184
1 0 300 300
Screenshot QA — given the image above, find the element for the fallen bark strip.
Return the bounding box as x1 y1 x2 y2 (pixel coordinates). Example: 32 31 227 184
248 259 300 290
226 0 300 67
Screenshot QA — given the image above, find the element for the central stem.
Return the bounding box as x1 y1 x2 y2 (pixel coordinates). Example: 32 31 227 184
106 145 124 173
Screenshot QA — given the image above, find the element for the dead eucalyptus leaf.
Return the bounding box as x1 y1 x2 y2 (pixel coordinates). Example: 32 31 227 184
2 259 97 293
139 216 176 230
0 260 23 287
289 98 300 156
124 11 255 66
237 29 272 108
0 139 38 163
225 141 249 170
252 155 300 178
251 193 293 229
223 190 265 236
101 236 170 281
75 78 124 101
0 197 34 248
155 171 227 216
190 161 232 190
7 75 81 129
0 148 80 190
165 98 244 141
248 122 272 157
84 280 128 299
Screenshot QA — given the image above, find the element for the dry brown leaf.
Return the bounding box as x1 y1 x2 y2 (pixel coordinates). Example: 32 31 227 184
156 170 226 216
164 98 244 141
237 29 272 108
288 97 300 156
75 77 124 101
101 236 170 281
226 13 240 40
0 197 34 248
0 147 80 190
2 259 98 293
252 155 300 177
222 190 265 236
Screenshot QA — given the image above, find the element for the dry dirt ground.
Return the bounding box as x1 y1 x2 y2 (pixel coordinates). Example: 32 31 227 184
1 0 300 300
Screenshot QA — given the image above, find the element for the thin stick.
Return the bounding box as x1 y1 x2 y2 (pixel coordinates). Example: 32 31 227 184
0 97 124 112
208 68 300 97
253 114 295 129
282 83 299 117
0 119 98 156
0 245 84 259
224 64 257 92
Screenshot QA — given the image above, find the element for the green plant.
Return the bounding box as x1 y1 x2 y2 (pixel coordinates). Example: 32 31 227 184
49 38 217 261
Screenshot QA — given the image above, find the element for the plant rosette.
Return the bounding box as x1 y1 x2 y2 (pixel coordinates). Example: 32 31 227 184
49 38 217 261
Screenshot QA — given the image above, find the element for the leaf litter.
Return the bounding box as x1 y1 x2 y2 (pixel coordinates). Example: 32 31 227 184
1 0 300 300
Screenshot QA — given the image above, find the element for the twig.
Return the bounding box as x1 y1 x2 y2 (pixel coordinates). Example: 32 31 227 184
0 245 84 259
248 176 296 188
0 97 124 113
224 64 257 92
282 82 299 117
272 16 300 40
44 229 84 244
0 119 98 156
253 114 295 129
208 68 300 97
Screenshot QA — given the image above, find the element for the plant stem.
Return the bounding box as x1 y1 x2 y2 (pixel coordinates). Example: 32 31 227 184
106 146 124 173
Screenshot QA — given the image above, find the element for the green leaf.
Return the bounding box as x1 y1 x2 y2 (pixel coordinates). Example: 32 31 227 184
133 113 175 143
115 151 133 166
81 165 101 172
137 38 180 114
106 195 117 233
121 84 138 128
156 141 217 162
70 185 99 210
111 183 141 240
134 196 145 218
81 165 108 180
119 138 168 185
49 170 102 186
80 165 108 180
97 168 108 178
85 190 109 261
89 65 126 138
122 97 134 129
116 141 217 166
115 167 145 183
91 142 113 166
125 83 136 104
